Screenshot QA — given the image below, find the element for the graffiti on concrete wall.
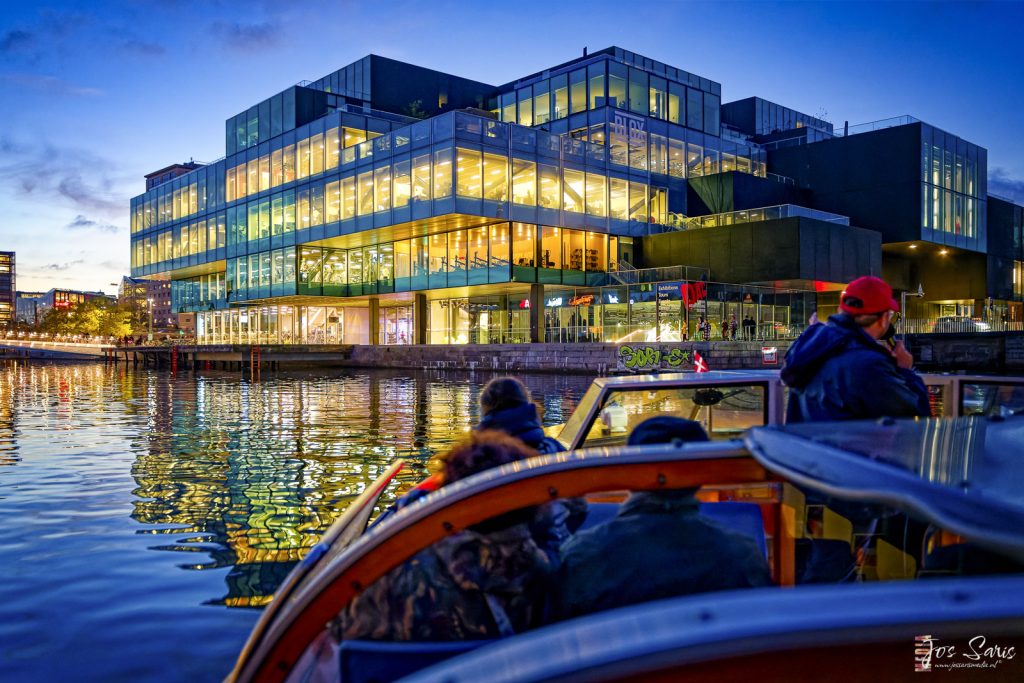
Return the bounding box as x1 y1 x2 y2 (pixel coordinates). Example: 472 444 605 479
617 345 695 371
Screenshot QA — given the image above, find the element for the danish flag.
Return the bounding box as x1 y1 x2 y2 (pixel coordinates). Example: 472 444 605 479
694 351 709 373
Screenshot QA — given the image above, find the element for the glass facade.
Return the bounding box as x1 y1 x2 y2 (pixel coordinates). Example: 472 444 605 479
920 123 986 251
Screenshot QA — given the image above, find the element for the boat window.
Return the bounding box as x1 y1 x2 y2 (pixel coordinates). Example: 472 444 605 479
960 380 1024 417
580 383 767 448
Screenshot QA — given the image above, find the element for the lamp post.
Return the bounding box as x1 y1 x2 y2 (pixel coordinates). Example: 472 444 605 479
900 284 925 337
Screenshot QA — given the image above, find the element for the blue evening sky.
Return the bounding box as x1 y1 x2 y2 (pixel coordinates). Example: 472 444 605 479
1 0 1022 292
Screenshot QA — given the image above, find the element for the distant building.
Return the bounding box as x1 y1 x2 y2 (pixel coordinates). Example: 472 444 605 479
15 291 45 326
33 288 111 324
0 252 14 327
119 276 175 331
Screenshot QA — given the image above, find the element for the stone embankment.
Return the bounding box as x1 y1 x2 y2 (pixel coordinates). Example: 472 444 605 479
342 341 789 375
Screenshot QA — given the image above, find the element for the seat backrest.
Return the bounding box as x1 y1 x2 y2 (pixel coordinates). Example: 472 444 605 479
339 640 493 683
699 502 767 559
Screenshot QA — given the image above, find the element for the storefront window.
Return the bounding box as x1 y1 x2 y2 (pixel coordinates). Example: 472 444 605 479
564 229 585 272
513 223 536 268
429 233 447 274
541 227 562 269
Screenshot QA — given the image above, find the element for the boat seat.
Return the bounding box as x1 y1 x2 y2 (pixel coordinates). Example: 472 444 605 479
339 639 493 683
578 501 767 559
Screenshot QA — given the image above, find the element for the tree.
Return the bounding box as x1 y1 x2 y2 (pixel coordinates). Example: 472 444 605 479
402 100 428 119
38 298 133 338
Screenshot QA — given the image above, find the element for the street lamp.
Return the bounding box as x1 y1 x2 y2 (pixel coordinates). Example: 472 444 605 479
900 284 925 336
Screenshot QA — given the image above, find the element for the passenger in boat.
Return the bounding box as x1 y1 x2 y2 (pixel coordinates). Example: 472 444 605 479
550 417 772 621
333 431 552 641
476 377 564 455
782 276 930 423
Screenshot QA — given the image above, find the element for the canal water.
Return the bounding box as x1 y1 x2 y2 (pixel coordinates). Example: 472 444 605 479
0 363 594 682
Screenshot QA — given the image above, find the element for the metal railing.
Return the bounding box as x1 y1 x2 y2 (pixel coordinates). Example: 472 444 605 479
901 318 1024 334
682 205 849 230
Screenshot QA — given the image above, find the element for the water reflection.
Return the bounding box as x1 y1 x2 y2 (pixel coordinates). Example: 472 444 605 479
122 368 589 608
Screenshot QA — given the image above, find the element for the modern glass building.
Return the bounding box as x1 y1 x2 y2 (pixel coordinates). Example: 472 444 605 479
130 47 1023 344
0 252 13 328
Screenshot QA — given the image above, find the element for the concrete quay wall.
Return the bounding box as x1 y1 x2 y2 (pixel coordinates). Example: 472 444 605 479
341 341 791 374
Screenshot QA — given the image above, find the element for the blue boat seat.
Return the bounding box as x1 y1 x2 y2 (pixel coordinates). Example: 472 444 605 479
578 501 767 559
339 639 493 683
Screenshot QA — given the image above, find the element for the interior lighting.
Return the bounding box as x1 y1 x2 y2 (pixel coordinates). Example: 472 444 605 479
940 249 949 255
909 244 917 249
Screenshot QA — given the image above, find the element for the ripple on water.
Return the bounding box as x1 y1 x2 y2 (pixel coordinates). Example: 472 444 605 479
0 364 592 682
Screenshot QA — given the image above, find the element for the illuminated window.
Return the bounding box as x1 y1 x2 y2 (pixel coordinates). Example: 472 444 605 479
283 144 296 184
412 154 431 201
326 181 340 223
512 159 536 205
433 148 453 199
297 137 311 180
538 164 560 210
585 172 606 217
357 171 374 215
374 165 392 212
483 153 507 202
393 159 410 208
456 149 482 198
629 181 647 222
310 133 324 176
341 176 356 219
541 226 562 269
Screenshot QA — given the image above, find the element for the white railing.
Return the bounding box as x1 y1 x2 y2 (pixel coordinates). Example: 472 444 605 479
901 319 1024 334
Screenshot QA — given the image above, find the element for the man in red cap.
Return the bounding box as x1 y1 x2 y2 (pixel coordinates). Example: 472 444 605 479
781 276 930 422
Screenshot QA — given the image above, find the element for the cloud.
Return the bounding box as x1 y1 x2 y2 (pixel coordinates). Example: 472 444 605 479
66 214 122 234
989 167 1024 203
0 136 130 221
0 29 34 53
40 259 85 272
209 21 280 51
0 73 103 97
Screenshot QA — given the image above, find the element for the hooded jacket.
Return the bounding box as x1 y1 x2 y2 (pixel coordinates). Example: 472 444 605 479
476 402 563 454
781 313 930 423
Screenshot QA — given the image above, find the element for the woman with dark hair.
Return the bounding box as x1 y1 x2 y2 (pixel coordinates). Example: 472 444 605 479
476 377 563 455
334 431 552 641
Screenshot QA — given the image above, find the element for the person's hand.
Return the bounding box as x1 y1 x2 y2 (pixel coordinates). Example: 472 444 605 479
891 340 914 369
808 311 819 326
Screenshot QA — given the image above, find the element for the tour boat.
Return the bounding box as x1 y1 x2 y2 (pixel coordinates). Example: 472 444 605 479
226 372 1024 683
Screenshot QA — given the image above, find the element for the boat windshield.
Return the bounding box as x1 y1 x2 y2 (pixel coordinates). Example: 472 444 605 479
580 383 768 448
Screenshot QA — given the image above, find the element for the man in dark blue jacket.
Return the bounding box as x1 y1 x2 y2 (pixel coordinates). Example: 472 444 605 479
550 417 771 621
782 276 930 423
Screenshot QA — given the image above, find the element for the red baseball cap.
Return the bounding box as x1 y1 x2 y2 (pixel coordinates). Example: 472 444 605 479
840 276 900 315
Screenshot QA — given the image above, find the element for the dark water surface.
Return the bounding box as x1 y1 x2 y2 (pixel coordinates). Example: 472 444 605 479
0 364 593 682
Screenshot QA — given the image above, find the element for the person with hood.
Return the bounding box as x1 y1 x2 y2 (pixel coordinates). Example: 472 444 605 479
476 377 564 455
334 431 553 641
782 276 930 423
550 417 772 621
